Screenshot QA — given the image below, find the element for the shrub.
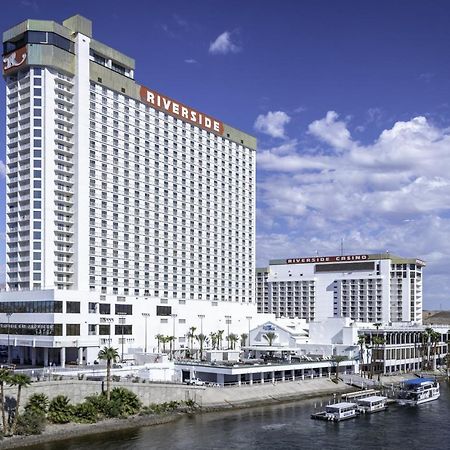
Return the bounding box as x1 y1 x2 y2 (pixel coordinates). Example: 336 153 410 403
140 403 163 415
84 394 109 416
24 393 49 416
140 400 187 416
109 387 142 417
85 389 141 419
72 402 98 424
15 410 46 435
48 395 73 424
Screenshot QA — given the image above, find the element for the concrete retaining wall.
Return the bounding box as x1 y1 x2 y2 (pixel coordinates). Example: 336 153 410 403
3 378 352 410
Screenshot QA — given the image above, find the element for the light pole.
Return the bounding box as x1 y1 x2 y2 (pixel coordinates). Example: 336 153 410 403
198 314 205 335
118 313 127 362
6 312 12 365
142 313 151 353
246 316 252 347
171 314 177 360
225 315 231 349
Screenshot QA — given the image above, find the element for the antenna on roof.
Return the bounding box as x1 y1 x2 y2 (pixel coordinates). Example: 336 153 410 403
340 238 344 256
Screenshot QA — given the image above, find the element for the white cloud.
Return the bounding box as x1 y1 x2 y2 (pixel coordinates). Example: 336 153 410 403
0 160 5 178
254 111 291 139
184 59 197 64
308 111 355 150
209 31 241 55
256 112 450 308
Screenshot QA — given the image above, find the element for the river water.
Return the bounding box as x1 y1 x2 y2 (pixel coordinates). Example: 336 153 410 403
23 381 450 450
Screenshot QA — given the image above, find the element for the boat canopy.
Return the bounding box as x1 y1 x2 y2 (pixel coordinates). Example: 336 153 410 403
326 402 357 409
357 395 387 404
404 378 434 385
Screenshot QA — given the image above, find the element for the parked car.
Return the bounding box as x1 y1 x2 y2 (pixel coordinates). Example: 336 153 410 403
186 378 205 386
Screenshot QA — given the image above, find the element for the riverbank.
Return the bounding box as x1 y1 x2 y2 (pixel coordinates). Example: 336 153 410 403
0 378 355 449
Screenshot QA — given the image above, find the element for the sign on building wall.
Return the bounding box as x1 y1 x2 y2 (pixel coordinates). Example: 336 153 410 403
140 85 224 135
286 254 369 264
3 47 27 74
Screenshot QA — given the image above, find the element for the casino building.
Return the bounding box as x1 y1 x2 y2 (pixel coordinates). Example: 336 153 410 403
256 253 425 324
1 15 256 365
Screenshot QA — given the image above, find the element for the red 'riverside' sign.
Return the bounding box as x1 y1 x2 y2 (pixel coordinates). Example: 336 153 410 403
286 254 369 264
140 86 224 135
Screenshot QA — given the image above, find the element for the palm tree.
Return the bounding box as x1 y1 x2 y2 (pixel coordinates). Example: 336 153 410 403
155 334 164 353
196 333 208 360
98 346 119 401
0 369 11 434
160 336 170 353
357 335 367 377
217 330 224 350
187 327 197 355
430 330 441 370
209 332 218 350
373 322 382 331
370 336 385 379
167 336 175 359
332 355 347 381
9 373 31 435
424 327 434 370
228 333 239 350
240 333 248 348
262 332 277 347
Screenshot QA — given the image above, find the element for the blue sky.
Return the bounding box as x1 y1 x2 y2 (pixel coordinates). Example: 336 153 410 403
2 0 450 309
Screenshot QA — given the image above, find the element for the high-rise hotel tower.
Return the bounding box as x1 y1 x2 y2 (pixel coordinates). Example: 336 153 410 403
1 15 257 365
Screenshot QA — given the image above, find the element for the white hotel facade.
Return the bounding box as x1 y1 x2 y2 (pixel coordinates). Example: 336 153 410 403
257 253 425 324
1 15 257 365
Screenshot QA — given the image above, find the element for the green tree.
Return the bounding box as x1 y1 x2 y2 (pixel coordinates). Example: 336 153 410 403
196 333 208 360
228 333 239 350
332 355 347 380
217 330 224 350
209 332 218 350
187 327 197 355
262 332 277 346
98 346 119 401
167 336 175 359
430 330 441 370
155 334 164 353
357 335 367 377
423 327 435 370
370 336 385 379
0 368 11 434
9 373 31 435
160 335 170 354
240 333 248 348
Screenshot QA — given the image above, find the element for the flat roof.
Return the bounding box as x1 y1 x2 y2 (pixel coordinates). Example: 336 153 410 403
326 402 357 409
357 396 387 403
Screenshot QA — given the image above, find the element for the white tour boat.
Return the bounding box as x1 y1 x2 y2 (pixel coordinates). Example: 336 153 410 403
311 402 359 422
356 395 388 414
397 378 440 406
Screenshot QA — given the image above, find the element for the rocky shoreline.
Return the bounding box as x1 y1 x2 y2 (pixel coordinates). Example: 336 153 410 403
0 382 355 449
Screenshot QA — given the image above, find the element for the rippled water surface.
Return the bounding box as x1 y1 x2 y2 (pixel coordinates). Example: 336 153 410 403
23 381 450 450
